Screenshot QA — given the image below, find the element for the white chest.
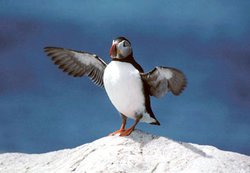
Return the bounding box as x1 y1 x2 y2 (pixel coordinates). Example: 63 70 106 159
103 61 145 118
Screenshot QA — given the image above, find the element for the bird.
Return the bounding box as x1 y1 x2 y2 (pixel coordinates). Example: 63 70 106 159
44 36 187 136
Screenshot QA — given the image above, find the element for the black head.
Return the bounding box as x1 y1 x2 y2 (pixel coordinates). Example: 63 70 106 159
109 36 133 59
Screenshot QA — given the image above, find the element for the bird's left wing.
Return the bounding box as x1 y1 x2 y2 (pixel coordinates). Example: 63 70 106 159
44 47 107 87
141 66 187 98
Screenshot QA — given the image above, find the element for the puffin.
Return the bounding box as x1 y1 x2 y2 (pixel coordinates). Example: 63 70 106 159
44 36 187 136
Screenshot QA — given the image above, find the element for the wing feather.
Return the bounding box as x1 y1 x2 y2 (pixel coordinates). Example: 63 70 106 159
44 47 107 87
141 66 187 98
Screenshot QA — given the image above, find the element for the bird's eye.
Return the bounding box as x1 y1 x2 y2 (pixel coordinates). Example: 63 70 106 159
123 41 129 47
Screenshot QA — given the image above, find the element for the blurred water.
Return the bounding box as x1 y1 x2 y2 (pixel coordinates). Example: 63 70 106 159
0 1 249 154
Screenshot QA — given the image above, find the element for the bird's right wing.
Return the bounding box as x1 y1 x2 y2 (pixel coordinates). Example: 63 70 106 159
44 47 107 87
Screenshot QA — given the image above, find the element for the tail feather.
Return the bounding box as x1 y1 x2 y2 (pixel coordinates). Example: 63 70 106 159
150 119 160 125
140 112 160 125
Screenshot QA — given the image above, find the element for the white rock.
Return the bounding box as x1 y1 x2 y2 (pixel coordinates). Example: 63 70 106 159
0 130 249 173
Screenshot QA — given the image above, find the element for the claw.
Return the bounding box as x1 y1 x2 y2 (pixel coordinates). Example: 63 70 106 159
109 129 126 136
119 115 142 136
119 128 134 136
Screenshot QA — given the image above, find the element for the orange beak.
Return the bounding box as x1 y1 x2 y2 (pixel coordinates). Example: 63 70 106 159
109 44 117 58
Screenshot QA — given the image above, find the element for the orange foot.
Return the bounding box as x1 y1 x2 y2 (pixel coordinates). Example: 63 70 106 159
119 127 135 136
109 129 125 136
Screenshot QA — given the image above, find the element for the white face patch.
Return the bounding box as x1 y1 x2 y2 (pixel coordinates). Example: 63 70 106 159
116 40 132 58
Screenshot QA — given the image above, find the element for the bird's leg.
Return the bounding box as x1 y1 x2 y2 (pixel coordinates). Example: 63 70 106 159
109 114 127 136
119 115 142 136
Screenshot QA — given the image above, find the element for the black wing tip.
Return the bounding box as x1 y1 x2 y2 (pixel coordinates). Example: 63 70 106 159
43 46 63 52
43 47 50 53
44 46 50 50
44 46 53 51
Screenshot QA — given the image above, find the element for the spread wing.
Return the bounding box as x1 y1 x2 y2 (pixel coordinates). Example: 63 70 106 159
44 47 107 87
141 66 187 98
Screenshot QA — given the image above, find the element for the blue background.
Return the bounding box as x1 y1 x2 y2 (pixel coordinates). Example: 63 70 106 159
0 1 250 155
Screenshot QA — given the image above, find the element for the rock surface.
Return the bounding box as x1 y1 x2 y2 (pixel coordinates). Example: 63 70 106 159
0 130 249 173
